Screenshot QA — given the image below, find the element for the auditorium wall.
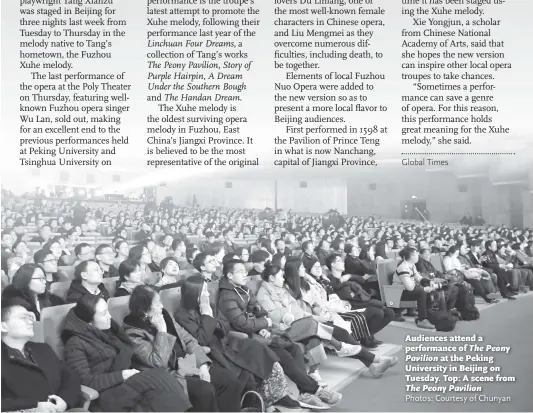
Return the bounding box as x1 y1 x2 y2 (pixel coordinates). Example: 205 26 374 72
156 178 348 214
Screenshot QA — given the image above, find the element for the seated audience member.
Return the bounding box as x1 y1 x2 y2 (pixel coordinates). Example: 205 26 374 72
315 240 330 267
143 239 163 272
301 240 317 270
185 245 201 270
1 303 83 412
61 295 191 412
218 259 341 409
344 244 379 296
240 247 250 263
482 240 515 299
392 248 436 329
284 258 396 376
34 248 69 287
2 264 65 320
302 257 372 342
66 260 110 303
73 243 94 267
44 236 71 266
431 238 447 254
94 244 119 278
127 244 159 286
175 275 300 409
170 238 189 269
155 257 182 290
200 231 216 254
7 240 33 281
330 239 346 260
271 252 287 270
327 254 396 338
501 243 533 292
222 228 240 255
248 250 270 278
208 242 226 272
123 285 240 412
456 243 499 297
193 252 220 282
161 234 174 253
275 238 292 257
31 224 53 245
114 260 145 297
113 239 130 268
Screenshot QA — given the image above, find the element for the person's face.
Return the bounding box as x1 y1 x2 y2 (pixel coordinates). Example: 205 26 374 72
126 264 143 283
410 250 420 263
276 241 286 252
306 241 315 253
207 235 215 244
279 256 287 269
29 267 47 295
97 246 115 266
202 255 218 274
332 256 344 271
199 282 210 304
2 234 13 248
228 263 248 286
49 242 62 259
407 239 416 248
42 253 58 273
460 244 468 255
178 241 187 254
421 250 431 261
163 235 173 247
322 241 330 250
349 245 360 257
83 261 104 284
310 261 322 277
75 226 82 235
40 227 51 240
119 242 129 257
78 246 93 261
1 305 36 339
270 269 285 288
92 299 112 330
141 247 152 264
240 248 249 262
435 239 442 248
490 241 497 252
50 220 58 230
164 259 180 277
225 231 234 242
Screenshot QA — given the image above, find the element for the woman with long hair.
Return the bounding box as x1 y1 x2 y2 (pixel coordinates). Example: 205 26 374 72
61 294 191 412
2 264 64 320
113 239 130 268
175 275 296 409
123 285 241 412
114 259 145 297
127 244 159 286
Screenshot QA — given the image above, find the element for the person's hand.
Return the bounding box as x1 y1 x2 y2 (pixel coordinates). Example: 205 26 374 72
122 369 140 380
340 274 351 283
265 317 272 327
36 401 58 413
344 302 352 311
363 274 371 281
423 286 433 293
322 311 332 322
282 313 295 325
199 290 213 316
199 364 211 382
48 395 67 413
201 346 211 354
151 313 167 333
259 329 271 339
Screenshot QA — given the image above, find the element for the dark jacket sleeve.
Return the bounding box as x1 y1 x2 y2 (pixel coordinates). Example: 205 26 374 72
52 348 82 409
218 291 268 334
64 337 124 392
175 310 217 347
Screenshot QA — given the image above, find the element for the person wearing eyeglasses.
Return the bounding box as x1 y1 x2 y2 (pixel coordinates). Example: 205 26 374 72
1 302 83 412
66 260 110 304
94 244 119 278
73 243 94 268
33 248 69 289
2 264 65 321
193 253 219 282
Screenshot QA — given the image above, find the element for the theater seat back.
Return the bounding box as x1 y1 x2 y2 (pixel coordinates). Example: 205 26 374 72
208 281 219 309
108 296 130 327
377 259 397 298
50 281 72 301
102 276 119 298
60 266 76 280
430 254 444 273
246 279 262 295
160 287 181 316
41 303 76 359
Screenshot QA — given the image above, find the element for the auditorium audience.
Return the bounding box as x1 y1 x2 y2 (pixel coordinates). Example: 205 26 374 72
62 294 191 411
66 260 110 303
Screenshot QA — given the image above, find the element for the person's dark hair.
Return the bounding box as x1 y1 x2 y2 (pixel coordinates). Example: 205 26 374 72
261 262 282 283
359 247 373 261
251 249 269 264
331 239 343 252
186 245 199 263
205 231 215 238
419 248 430 256
74 243 91 257
445 245 459 256
128 244 145 266
73 293 103 323
43 237 62 251
33 248 51 265
207 242 224 256
484 240 495 250
9 264 46 303
160 256 179 276
12 239 27 254
222 228 232 237
399 247 417 261
192 252 208 273
94 244 113 261
325 253 342 270
222 252 238 264
284 257 309 299
301 240 313 252
0 302 23 322
271 253 285 268
222 259 244 277
129 285 158 319
74 260 96 281
180 275 205 311
171 238 185 252
114 239 128 255
118 259 139 283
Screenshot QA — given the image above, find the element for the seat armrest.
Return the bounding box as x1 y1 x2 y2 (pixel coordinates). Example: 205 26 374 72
81 385 99 410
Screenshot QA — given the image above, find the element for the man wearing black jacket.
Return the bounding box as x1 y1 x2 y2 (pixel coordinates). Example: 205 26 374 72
1 303 82 412
482 240 516 300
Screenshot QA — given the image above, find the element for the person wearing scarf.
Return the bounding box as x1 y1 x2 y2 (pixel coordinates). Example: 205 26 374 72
114 259 145 297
